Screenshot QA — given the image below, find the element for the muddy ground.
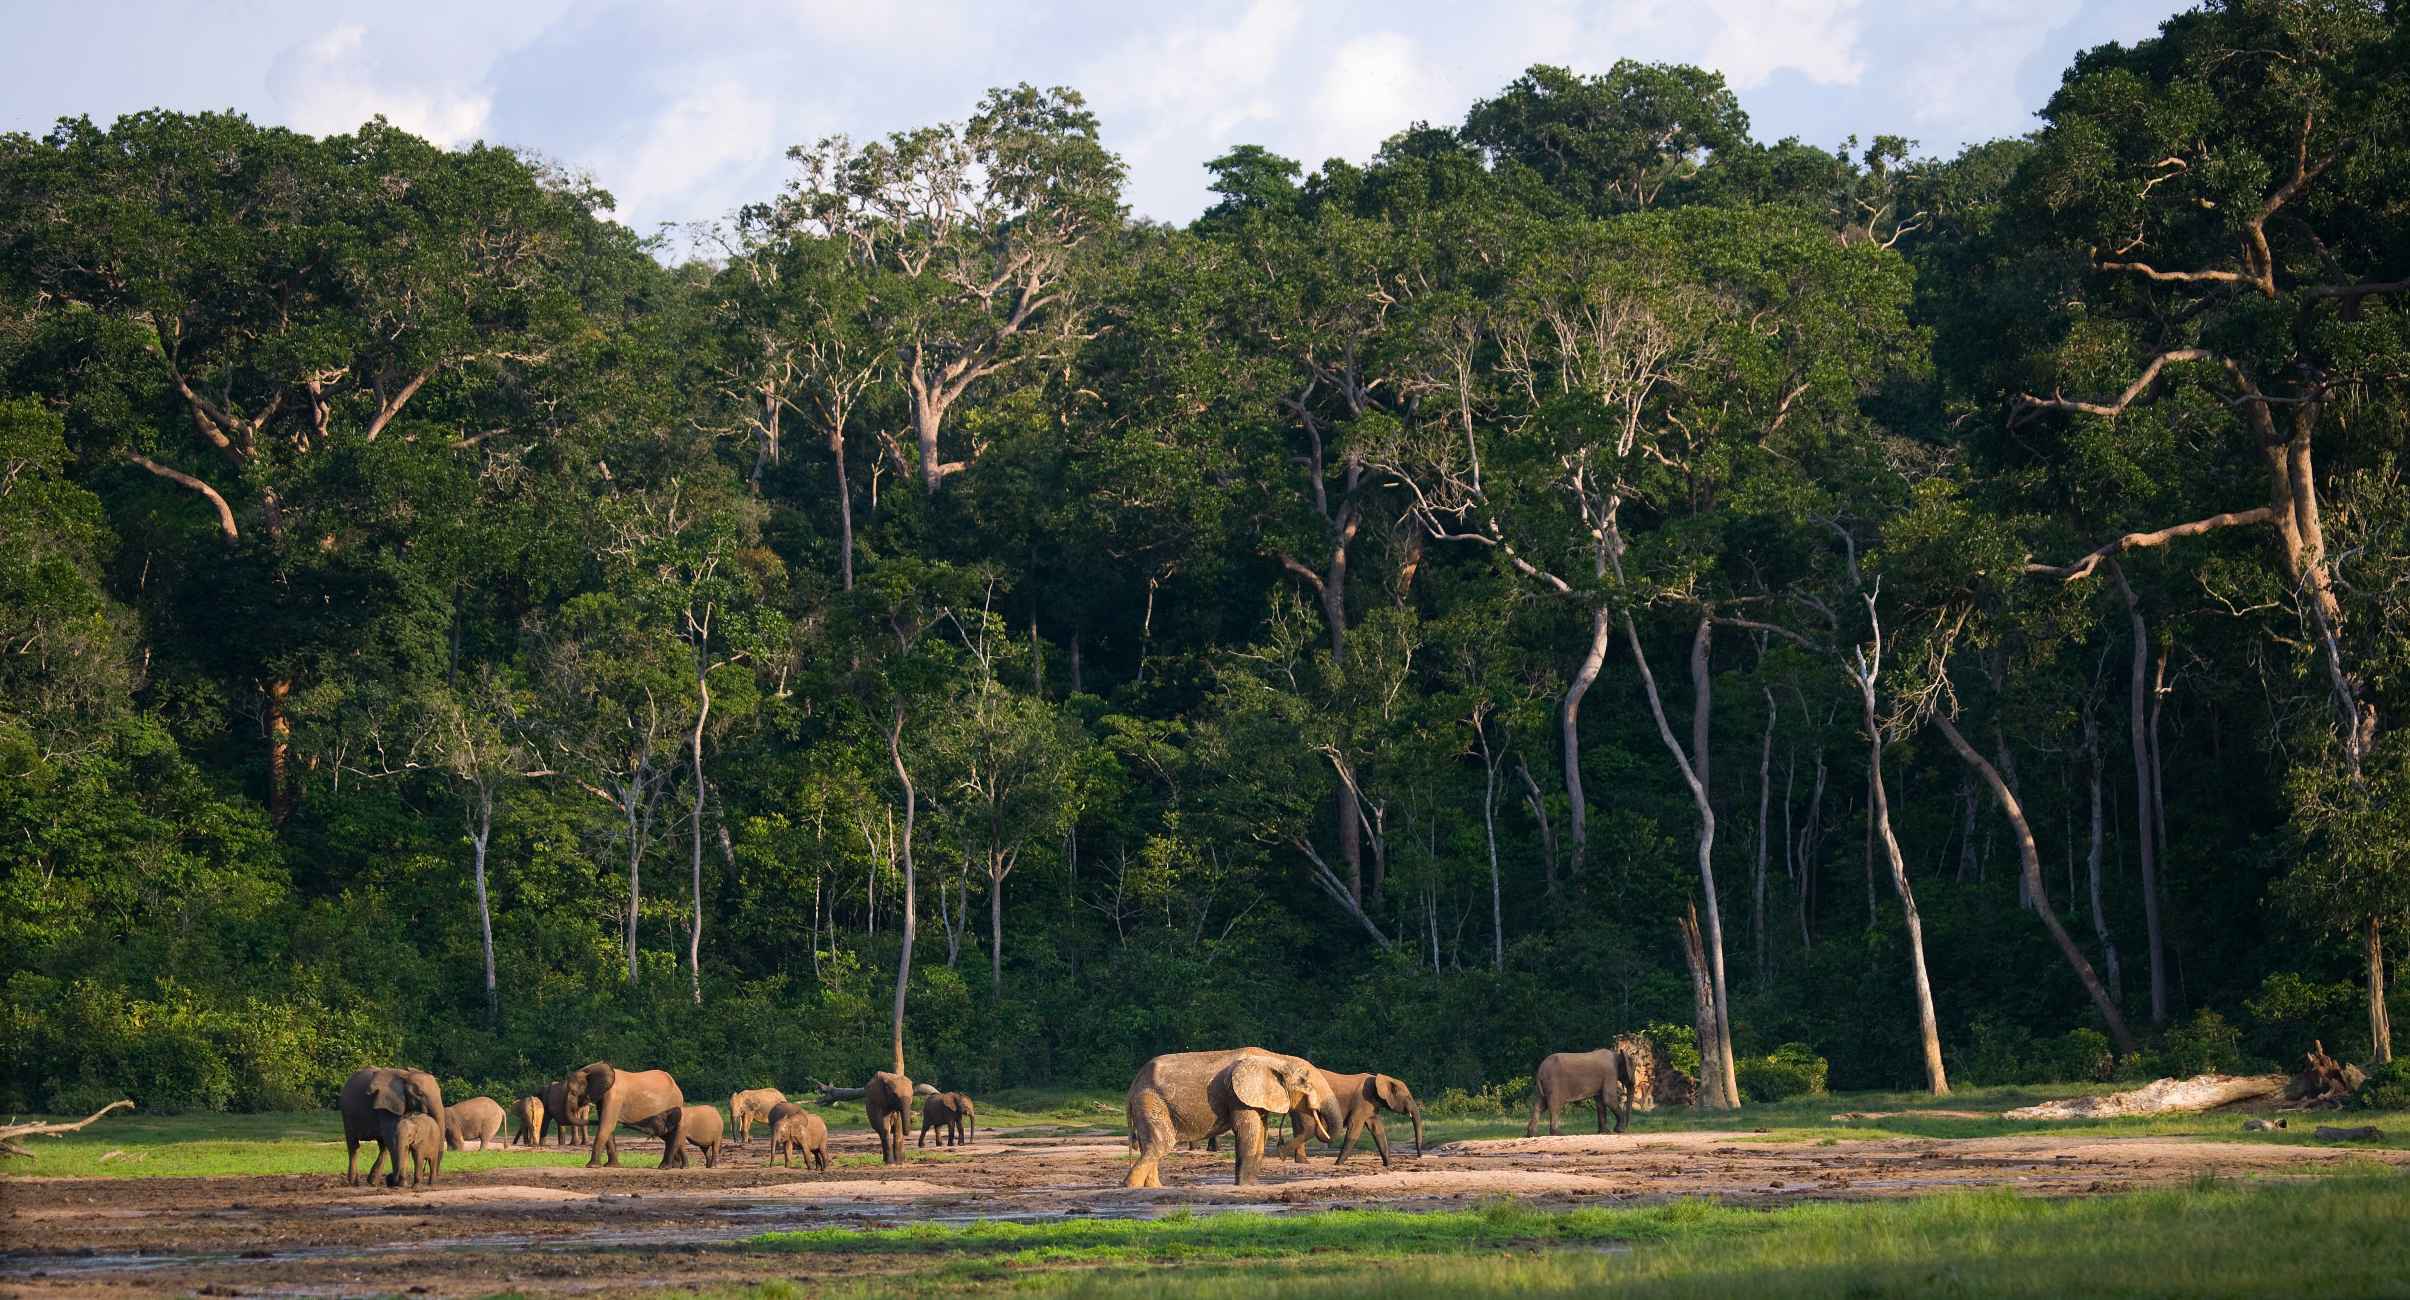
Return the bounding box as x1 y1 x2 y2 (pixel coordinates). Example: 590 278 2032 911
4 1127 2404 1297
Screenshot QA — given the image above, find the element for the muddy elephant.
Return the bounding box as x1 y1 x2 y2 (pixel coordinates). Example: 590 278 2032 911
397 1112 444 1188
1276 1071 1424 1166
729 1087 786 1146
919 1092 974 1148
561 1061 686 1167
444 1096 507 1150
660 1105 725 1169
1125 1048 1332 1188
540 1079 591 1146
339 1066 446 1188
1527 1048 1639 1137
865 1071 915 1165
509 1094 546 1146
767 1102 829 1170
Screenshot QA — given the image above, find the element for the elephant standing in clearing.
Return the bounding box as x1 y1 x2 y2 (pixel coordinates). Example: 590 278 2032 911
1125 1048 1332 1188
660 1105 725 1169
397 1112 444 1188
729 1087 786 1146
864 1071 915 1165
1527 1048 1638 1137
561 1061 686 1167
766 1102 829 1170
1275 1071 1424 1166
919 1092 974 1147
444 1096 507 1150
540 1079 591 1146
339 1066 446 1188
509 1095 546 1146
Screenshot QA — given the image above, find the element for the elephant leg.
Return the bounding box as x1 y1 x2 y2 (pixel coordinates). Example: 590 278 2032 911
1594 1092 1607 1134
345 1136 360 1185
1231 1109 1267 1186
588 1099 618 1167
1368 1115 1393 1167
1124 1093 1175 1189
1525 1093 1542 1139
919 1114 932 1148
1612 1087 1632 1134
1334 1108 1368 1166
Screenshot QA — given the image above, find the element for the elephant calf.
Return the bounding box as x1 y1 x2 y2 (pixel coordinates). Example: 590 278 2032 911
445 1096 508 1150
766 1102 829 1171
397 1113 444 1188
729 1087 786 1146
1527 1048 1639 1137
509 1095 546 1147
919 1092 974 1148
1276 1071 1424 1167
660 1105 725 1169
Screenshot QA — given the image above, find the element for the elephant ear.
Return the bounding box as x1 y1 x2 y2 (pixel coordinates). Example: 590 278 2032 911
371 1075 406 1116
1375 1075 1413 1112
1224 1058 1292 1114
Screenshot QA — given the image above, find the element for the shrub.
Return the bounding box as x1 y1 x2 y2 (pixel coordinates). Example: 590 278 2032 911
1737 1043 1829 1102
1638 1021 1702 1078
2355 1060 2410 1111
2243 973 2361 1063
1427 1075 1530 1119
2155 1010 2247 1077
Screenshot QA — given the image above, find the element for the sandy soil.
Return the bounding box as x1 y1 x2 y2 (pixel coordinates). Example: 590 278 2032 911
4 1126 2403 1297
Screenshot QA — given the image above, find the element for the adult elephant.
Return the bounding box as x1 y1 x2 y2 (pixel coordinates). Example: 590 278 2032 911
444 1096 508 1150
561 1061 685 1168
339 1067 446 1188
1125 1048 1331 1188
1276 1071 1424 1166
864 1071 915 1165
509 1094 546 1146
728 1087 786 1146
540 1079 590 1146
1526 1047 1639 1137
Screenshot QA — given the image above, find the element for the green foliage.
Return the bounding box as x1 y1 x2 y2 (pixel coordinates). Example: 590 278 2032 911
2356 1061 2410 1112
1736 1043 1830 1102
2150 1010 2248 1078
1639 1023 1703 1079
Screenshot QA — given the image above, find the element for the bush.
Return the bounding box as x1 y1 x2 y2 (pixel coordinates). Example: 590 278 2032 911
2244 973 2361 1063
2154 1010 2247 1077
1428 1076 1530 1119
2037 1028 2117 1083
1737 1043 1829 1102
1638 1022 1701 1078
2355 1060 2410 1111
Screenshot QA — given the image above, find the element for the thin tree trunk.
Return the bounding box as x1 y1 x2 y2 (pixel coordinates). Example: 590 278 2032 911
2084 705 2123 1005
1517 758 1559 898
1957 774 1980 882
888 704 917 1077
1860 685 1946 1094
1933 710 2137 1055
689 709 708 1007
989 858 1006 999
1863 764 1879 928
1677 903 1726 1105
2369 918 2394 1066
831 425 855 591
1562 607 1610 874
470 783 498 1027
2109 563 2166 1023
266 677 294 825
624 777 644 983
1476 708 1503 973
1756 689 1774 985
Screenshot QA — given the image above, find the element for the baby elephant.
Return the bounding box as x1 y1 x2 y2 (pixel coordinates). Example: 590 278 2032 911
397 1112 444 1188
919 1092 975 1148
509 1094 546 1147
660 1105 725 1169
766 1101 829 1171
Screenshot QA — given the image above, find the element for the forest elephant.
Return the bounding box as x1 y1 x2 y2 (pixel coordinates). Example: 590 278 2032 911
339 1066 446 1188
509 1094 546 1146
767 1102 829 1170
729 1087 786 1146
864 1071 915 1165
444 1096 508 1150
1276 1071 1424 1166
397 1112 444 1188
660 1104 725 1169
1526 1048 1638 1137
919 1092 975 1147
1124 1048 1332 1188
540 1079 591 1146
561 1061 686 1168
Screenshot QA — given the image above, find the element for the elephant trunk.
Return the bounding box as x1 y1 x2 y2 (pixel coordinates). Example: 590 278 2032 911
1410 1104 1424 1156
377 1112 403 1189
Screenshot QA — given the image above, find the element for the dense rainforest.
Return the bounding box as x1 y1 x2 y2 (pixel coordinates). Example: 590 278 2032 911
3 0 2407 1116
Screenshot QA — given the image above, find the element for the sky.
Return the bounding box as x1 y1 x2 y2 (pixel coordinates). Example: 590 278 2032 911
1 0 2184 245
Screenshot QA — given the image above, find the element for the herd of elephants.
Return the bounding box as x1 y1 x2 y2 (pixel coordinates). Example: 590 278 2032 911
337 1041 1658 1190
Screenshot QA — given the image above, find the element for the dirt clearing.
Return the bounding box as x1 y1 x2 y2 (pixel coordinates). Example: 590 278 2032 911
5 1126 2403 1297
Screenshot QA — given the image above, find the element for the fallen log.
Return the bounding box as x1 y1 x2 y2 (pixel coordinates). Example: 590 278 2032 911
1830 1110 1994 1122
2312 1125 2384 1143
0 1099 135 1158
2001 1074 2285 1120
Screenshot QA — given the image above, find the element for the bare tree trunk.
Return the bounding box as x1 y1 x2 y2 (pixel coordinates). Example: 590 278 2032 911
689 701 709 1007
470 783 498 1027
888 704 917 1078
1853 608 1945 1094
831 425 854 592
1627 613 1737 1108
1516 758 1559 898
2367 918 2394 1066
1957 774 1980 883
1934 710 2136 1056
1677 903 1727 1106
1475 707 1504 973
2109 563 2166 1023
989 857 1006 999
266 677 295 825
2084 705 2123 1006
624 778 644 983
1755 689 1774 985
1798 742 1827 949
1562 608 1610 874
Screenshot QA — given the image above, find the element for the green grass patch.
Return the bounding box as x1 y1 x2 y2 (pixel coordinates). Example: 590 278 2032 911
722 1172 2410 1296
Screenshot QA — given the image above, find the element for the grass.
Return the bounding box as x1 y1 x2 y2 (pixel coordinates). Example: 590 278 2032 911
5 1082 2400 1179
712 1171 2410 1296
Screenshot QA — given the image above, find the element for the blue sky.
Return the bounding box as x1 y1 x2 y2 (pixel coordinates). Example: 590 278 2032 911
2 1 2182 241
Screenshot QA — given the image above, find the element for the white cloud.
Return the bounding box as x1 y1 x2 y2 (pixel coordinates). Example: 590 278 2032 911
1698 0 1867 89
1083 0 1306 215
267 25 492 146
1304 31 1447 166
1890 0 2082 127
591 78 798 233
